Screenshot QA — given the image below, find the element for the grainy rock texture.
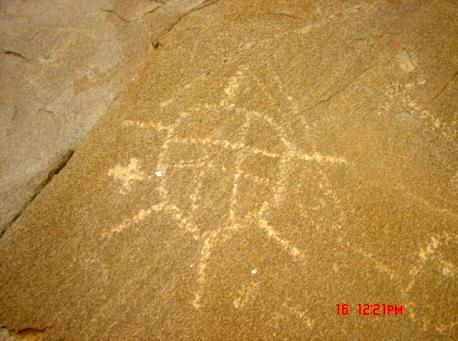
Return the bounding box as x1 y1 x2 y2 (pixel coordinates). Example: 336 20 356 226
1 0 457 339
0 0 212 235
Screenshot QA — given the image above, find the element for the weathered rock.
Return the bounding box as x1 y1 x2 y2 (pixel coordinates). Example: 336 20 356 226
0 0 212 235
1 0 457 339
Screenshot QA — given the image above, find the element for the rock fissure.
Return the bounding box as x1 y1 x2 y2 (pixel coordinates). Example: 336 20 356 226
429 69 458 104
0 150 74 239
1 49 27 60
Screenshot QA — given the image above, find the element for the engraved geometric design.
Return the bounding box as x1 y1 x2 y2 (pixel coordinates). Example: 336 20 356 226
102 62 456 333
103 63 350 316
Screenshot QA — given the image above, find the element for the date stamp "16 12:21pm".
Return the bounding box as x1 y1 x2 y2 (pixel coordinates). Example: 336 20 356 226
336 304 404 316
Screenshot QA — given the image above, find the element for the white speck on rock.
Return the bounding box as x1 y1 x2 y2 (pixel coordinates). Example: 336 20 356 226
244 42 253 49
154 170 164 177
251 268 257 275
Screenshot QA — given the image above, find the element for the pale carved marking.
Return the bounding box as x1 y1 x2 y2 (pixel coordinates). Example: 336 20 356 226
108 158 146 194
381 80 455 142
282 298 314 329
228 113 251 224
104 64 352 333
401 232 457 332
257 202 307 266
233 281 260 309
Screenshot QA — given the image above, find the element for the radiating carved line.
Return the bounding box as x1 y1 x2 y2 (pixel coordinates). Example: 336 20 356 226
228 113 250 224
257 202 307 266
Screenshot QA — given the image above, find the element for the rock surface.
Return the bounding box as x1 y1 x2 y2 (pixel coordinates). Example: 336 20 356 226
0 0 211 235
1 0 457 339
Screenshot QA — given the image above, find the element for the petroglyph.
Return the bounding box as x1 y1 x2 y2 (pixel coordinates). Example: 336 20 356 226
2 1 457 339
404 232 457 294
228 113 250 224
401 232 458 332
122 119 171 132
439 260 455 277
102 60 454 332
101 200 200 240
224 71 242 98
102 65 354 310
345 241 397 280
451 171 458 190
233 281 260 309
282 299 314 329
258 202 307 266
397 50 417 72
192 230 219 309
381 80 456 142
108 158 146 194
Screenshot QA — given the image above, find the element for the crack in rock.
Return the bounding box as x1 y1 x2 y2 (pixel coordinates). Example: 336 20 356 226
0 150 74 239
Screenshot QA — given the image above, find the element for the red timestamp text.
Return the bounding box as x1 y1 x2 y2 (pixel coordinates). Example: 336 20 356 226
336 303 404 316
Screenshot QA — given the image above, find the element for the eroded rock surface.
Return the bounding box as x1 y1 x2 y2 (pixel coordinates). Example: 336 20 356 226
0 0 215 235
1 0 457 339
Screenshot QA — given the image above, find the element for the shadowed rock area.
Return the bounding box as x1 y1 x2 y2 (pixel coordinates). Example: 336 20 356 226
0 0 218 235
0 0 457 339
